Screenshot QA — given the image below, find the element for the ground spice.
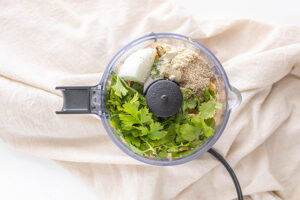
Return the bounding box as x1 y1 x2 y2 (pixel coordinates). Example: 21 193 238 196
155 44 215 97
179 57 214 96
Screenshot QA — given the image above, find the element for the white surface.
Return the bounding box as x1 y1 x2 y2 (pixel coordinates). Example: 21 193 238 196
0 0 299 200
0 141 99 200
173 0 300 26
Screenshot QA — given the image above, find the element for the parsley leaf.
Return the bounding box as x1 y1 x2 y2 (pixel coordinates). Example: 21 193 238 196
204 88 217 101
179 123 204 142
199 101 217 119
205 118 216 128
188 115 214 137
179 124 196 141
129 81 144 94
135 126 150 136
139 107 152 124
122 102 139 119
125 135 141 147
112 76 128 97
200 87 223 119
182 90 200 112
129 144 145 156
149 122 167 140
119 114 140 125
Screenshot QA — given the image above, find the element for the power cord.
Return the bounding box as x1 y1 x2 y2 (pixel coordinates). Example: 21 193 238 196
208 149 243 200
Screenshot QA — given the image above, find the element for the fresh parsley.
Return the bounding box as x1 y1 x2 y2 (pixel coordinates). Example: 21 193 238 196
107 75 222 160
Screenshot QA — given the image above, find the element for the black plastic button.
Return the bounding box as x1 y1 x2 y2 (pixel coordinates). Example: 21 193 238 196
145 79 183 117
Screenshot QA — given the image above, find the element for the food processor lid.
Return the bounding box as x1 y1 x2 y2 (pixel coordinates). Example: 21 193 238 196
145 79 183 117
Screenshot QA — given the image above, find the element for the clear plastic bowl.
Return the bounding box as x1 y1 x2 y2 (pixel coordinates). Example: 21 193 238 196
98 33 242 166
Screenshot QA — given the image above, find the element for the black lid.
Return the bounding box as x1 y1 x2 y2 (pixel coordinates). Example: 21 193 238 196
145 79 183 117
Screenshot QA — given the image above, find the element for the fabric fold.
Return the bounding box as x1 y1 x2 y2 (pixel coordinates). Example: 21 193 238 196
0 0 299 199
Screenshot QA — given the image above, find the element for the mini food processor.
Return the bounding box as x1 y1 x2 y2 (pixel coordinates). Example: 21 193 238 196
56 33 243 199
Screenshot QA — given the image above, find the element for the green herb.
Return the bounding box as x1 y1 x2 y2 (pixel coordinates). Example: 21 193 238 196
107 75 222 160
180 124 199 141
198 101 217 119
129 81 144 94
148 122 168 140
204 88 216 102
150 59 164 79
152 58 162 71
182 90 201 112
205 118 216 129
111 76 128 97
199 88 223 119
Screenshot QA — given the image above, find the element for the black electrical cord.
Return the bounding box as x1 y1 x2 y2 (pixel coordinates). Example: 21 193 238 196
208 149 243 200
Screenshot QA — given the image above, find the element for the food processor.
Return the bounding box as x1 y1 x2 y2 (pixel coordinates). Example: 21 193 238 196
56 33 243 199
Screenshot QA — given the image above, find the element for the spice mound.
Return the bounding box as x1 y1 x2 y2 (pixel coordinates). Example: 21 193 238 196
155 44 214 96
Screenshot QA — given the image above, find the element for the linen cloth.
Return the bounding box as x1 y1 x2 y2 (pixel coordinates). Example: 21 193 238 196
0 0 299 199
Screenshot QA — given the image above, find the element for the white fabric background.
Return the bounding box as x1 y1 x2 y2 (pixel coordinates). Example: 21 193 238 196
0 0 299 199
0 141 99 200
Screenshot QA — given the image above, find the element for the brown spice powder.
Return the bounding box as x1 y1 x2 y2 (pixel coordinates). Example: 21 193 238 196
179 57 214 96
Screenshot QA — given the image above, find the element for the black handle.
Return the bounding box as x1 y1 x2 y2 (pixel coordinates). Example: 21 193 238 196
56 85 102 114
